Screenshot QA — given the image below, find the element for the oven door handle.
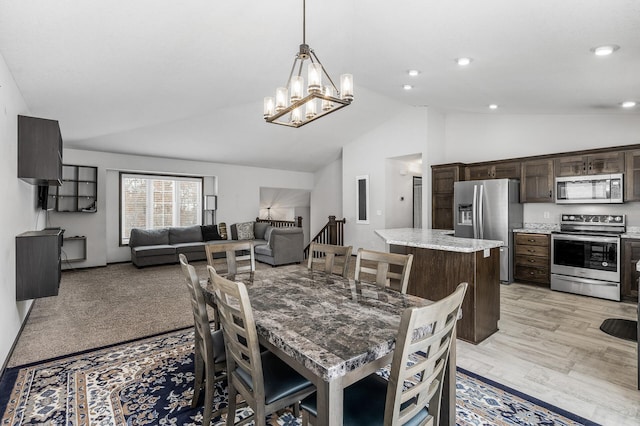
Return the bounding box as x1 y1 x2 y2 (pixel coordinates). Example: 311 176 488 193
552 234 619 244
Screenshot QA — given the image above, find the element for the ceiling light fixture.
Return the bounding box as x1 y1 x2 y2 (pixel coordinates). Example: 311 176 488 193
456 57 473 66
403 84 413 90
489 104 498 110
408 69 420 77
621 101 637 108
263 0 353 128
591 45 620 56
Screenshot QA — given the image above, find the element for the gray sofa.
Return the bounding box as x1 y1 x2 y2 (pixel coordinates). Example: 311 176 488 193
129 222 303 267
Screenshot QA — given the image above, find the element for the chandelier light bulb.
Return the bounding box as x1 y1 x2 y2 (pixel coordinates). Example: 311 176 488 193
408 69 420 77
290 76 304 102
340 74 354 101
621 101 636 108
403 84 413 90
308 63 322 93
264 97 275 118
457 57 473 66
322 86 334 111
275 87 289 112
489 104 498 110
305 99 317 119
291 107 303 124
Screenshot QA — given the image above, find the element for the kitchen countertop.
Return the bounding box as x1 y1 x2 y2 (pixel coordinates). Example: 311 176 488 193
513 224 640 239
375 228 503 253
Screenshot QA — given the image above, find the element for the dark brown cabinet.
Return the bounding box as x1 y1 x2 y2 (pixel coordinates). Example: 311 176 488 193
465 161 521 180
625 149 640 202
554 152 625 177
431 164 464 229
16 229 62 301
17 115 63 186
514 233 550 286
622 239 640 302
520 159 554 203
49 165 98 212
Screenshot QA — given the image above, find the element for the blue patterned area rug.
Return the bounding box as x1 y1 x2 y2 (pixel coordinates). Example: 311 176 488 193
0 328 599 426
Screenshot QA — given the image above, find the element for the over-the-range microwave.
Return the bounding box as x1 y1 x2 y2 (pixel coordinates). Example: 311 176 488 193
555 173 624 204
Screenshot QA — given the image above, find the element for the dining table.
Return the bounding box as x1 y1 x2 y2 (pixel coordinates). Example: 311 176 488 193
201 263 457 426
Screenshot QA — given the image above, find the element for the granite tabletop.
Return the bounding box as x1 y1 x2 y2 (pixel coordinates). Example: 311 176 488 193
202 264 432 381
375 228 503 253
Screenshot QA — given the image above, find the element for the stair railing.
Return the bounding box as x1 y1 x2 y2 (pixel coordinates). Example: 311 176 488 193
304 216 346 259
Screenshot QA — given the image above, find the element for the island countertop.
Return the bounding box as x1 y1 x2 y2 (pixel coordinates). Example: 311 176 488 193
375 228 503 253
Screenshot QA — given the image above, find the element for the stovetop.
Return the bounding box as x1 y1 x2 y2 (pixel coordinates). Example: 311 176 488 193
558 214 626 235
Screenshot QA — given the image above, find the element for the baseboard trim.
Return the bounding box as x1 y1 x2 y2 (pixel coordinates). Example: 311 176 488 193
0 299 36 381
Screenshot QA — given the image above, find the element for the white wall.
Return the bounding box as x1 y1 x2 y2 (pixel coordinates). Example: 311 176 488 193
51 149 315 265
343 107 429 252
443 113 640 227
0 53 36 370
310 157 343 236
384 159 417 229
444 113 640 163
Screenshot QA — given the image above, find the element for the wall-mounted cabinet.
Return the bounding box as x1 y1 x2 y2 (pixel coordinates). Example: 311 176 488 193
520 159 554 203
625 149 640 202
17 115 63 186
48 165 97 212
431 164 464 230
465 161 521 181
16 229 62 301
554 152 625 177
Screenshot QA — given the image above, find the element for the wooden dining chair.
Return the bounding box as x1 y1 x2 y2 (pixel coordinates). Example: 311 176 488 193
205 241 255 277
207 265 316 426
178 254 227 426
300 282 468 426
307 243 353 278
354 248 414 294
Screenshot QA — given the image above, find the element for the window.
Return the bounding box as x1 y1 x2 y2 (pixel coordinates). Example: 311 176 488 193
120 173 203 244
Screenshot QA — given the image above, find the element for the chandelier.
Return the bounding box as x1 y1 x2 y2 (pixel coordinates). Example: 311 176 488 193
263 0 353 128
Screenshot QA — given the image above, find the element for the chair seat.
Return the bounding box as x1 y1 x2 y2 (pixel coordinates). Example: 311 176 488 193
210 329 226 364
300 373 429 426
235 351 313 405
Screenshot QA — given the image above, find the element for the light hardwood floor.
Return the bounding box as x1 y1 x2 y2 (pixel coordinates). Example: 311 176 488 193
457 282 639 426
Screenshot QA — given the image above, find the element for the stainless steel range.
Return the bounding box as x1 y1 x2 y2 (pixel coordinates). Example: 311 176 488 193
550 214 625 301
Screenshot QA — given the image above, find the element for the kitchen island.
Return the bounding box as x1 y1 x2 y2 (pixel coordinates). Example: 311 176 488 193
376 228 503 344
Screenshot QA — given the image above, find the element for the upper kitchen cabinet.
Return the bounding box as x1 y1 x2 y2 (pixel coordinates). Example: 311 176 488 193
625 149 640 202
521 159 554 203
18 115 63 186
554 151 625 177
432 163 464 229
465 160 521 180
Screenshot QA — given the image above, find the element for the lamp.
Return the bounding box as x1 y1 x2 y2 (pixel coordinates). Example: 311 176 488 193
204 195 217 225
263 0 353 128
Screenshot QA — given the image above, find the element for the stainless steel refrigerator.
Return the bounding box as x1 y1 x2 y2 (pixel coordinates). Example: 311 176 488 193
453 178 523 283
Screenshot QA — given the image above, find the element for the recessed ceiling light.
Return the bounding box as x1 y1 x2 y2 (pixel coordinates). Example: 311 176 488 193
403 84 413 90
591 45 620 56
489 104 498 110
621 101 637 108
408 69 420 77
456 57 473 66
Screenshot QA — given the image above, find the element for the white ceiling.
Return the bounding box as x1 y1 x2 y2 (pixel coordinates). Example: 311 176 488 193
1 1 639 172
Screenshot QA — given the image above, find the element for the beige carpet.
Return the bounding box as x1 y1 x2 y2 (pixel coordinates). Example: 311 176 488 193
8 260 231 367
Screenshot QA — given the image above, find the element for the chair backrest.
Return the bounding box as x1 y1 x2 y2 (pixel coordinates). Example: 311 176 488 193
384 282 468 426
179 254 216 363
207 265 265 400
307 243 353 278
354 248 414 293
205 241 255 276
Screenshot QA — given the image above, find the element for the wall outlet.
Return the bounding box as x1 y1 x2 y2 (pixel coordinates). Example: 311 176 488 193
543 211 550 219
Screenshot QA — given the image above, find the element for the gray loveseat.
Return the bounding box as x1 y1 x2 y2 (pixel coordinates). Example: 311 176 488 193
129 222 303 267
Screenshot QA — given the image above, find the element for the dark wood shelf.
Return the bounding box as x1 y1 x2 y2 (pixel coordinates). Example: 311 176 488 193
49 164 98 213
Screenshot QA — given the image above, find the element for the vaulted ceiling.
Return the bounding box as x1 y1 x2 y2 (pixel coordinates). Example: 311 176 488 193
1 1 638 172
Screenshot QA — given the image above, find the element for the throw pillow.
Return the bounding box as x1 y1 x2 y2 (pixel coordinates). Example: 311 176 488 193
254 222 269 240
236 221 255 240
218 222 228 240
201 225 223 241
264 226 275 244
